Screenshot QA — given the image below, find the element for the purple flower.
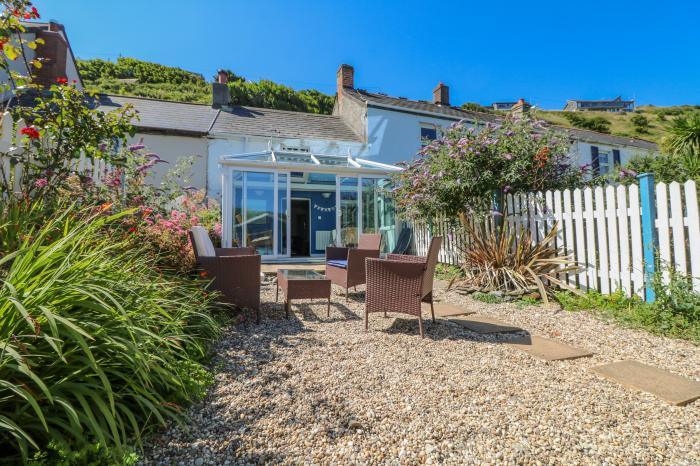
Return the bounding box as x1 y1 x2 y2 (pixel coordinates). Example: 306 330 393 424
128 143 146 152
98 143 107 152
503 185 512 193
34 178 48 188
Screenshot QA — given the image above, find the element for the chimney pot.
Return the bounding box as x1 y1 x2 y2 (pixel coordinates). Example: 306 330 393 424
336 64 354 94
432 82 449 106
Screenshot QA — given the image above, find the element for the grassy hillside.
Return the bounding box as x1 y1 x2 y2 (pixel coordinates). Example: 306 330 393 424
77 57 334 114
533 105 700 144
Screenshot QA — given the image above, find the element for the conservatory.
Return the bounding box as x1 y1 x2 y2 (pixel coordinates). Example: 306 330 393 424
219 150 402 259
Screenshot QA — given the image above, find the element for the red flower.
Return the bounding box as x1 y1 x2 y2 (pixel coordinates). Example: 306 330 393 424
199 271 209 278
31 6 40 18
20 127 40 139
72 79 77 84
55 77 68 85
128 227 137 234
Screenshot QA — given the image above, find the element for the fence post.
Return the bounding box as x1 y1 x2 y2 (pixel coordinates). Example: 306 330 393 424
492 190 503 230
638 173 657 302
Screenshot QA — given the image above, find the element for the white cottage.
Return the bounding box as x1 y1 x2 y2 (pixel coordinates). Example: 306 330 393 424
332 64 658 175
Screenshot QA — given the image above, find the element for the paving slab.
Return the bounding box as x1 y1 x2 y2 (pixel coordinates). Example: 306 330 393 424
423 302 475 317
591 360 700 406
448 314 523 334
505 335 593 361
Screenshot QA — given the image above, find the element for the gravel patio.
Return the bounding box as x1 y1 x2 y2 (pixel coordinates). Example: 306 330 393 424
141 281 700 465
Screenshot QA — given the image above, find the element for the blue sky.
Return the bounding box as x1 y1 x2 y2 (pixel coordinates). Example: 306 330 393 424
37 0 700 109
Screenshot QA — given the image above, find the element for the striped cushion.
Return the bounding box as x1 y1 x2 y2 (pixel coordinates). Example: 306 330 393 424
327 259 348 269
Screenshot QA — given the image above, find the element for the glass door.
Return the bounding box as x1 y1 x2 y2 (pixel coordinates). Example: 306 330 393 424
244 172 275 256
337 176 359 247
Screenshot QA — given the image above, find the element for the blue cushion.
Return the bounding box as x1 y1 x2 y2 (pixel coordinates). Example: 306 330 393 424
327 259 348 269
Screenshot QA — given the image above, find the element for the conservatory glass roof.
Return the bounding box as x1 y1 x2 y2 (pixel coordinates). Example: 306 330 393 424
219 150 402 174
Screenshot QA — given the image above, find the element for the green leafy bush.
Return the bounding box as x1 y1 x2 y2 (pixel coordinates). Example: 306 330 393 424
562 112 611 133
0 206 221 462
630 114 650 133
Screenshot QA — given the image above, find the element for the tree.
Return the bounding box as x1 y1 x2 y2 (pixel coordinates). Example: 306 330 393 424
391 117 586 221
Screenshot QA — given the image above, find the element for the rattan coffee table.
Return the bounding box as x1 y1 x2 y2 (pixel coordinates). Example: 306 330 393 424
276 269 332 317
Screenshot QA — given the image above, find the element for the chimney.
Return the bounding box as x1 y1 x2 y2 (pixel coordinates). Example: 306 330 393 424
432 82 449 106
32 22 68 87
212 69 230 108
336 64 354 94
217 69 228 84
511 98 532 118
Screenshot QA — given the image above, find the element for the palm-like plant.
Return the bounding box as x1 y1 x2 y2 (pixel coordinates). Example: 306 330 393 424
665 112 700 157
454 221 582 304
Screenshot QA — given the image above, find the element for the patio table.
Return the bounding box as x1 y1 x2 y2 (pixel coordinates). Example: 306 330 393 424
276 269 332 317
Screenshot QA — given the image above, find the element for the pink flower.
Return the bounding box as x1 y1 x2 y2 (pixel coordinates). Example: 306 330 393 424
34 178 48 189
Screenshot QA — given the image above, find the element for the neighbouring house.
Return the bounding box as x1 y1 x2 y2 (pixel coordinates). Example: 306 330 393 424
491 101 518 111
564 96 635 112
0 21 83 103
332 65 656 174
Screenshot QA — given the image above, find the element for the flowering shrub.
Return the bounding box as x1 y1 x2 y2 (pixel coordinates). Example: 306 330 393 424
135 190 221 273
392 116 586 220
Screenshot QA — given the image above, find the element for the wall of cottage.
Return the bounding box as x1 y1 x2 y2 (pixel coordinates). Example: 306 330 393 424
133 132 209 189
365 106 464 165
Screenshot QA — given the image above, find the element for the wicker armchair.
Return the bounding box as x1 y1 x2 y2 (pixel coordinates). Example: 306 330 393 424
365 236 443 338
189 226 261 322
326 233 381 300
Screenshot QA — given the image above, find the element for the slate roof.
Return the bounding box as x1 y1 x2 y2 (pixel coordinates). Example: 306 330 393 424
96 95 361 142
562 127 658 151
95 95 219 136
343 88 500 123
342 88 657 151
209 105 361 141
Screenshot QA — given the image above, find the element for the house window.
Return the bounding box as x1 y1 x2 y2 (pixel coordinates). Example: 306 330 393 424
598 150 611 174
420 125 437 146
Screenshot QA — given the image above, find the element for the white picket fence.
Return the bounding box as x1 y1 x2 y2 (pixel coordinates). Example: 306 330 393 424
1 155 111 193
412 180 700 298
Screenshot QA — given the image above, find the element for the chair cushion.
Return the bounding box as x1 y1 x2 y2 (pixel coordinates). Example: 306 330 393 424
327 259 348 269
191 226 216 257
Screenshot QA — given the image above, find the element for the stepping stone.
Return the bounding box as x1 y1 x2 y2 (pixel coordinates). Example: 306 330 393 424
423 302 474 317
506 335 593 361
591 360 700 406
448 314 523 334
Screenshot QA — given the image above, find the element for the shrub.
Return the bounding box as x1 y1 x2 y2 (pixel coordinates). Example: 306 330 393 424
454 222 581 304
392 116 585 219
562 112 611 133
631 114 650 133
0 206 221 462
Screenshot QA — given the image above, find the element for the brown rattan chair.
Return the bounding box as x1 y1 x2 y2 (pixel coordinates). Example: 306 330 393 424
189 226 261 322
325 233 381 301
365 236 443 338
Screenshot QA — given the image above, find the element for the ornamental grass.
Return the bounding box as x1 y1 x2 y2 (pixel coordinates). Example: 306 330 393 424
0 206 221 462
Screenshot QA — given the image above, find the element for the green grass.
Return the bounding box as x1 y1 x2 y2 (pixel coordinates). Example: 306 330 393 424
555 286 699 344
531 105 700 145
434 263 464 282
